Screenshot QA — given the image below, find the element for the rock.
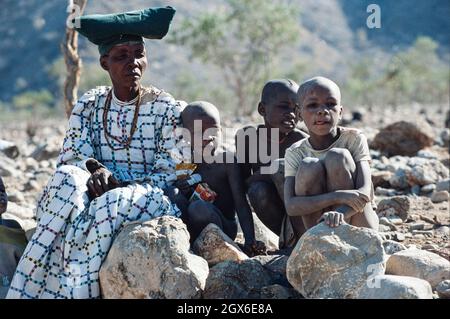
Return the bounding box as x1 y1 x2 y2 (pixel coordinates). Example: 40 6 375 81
378 217 398 231
5 202 35 220
421 184 436 194
286 223 385 299
389 169 410 190
259 284 302 299
0 139 19 158
371 171 392 188
383 240 407 255
356 275 433 299
99 216 209 299
394 232 405 242
405 159 449 187
193 223 248 266
434 226 450 237
378 224 391 233
203 259 274 299
375 187 397 196
386 249 450 288
30 143 60 161
436 179 450 192
436 280 450 299
408 223 425 231
441 128 450 147
7 191 25 203
370 120 435 156
251 255 289 286
252 213 279 251
376 196 413 221
431 190 449 203
0 155 19 177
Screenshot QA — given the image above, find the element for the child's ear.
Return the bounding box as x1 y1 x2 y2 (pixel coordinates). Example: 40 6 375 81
339 105 344 120
100 56 109 71
257 102 266 116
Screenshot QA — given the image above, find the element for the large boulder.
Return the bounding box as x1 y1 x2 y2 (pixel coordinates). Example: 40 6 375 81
356 275 433 299
386 249 450 289
370 120 434 156
99 216 209 299
286 223 386 299
203 259 274 299
192 223 248 267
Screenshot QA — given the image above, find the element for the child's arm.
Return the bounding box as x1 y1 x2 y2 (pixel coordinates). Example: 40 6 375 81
284 177 368 217
0 177 7 215
226 160 266 255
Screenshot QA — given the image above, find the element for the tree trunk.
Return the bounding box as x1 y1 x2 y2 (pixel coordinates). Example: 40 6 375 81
62 0 87 118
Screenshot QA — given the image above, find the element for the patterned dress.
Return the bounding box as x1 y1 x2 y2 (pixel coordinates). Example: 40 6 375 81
7 86 187 299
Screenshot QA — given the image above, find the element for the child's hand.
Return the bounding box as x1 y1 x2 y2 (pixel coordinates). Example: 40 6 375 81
335 190 369 213
174 178 193 197
243 240 267 257
318 211 346 228
0 190 7 215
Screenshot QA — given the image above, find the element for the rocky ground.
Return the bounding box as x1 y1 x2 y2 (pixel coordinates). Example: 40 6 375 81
0 103 449 299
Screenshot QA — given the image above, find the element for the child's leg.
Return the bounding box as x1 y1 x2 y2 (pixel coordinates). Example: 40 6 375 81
323 148 378 230
294 157 327 229
247 181 284 235
186 200 227 242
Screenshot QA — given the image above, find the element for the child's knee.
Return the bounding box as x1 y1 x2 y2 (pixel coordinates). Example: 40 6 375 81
324 148 355 172
294 158 325 194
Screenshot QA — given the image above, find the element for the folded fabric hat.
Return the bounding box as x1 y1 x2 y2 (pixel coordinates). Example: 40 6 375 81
75 6 176 55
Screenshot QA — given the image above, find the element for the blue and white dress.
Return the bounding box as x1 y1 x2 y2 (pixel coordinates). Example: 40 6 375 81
7 86 187 299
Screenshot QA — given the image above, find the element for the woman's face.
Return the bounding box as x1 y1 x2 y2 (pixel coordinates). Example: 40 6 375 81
100 43 148 88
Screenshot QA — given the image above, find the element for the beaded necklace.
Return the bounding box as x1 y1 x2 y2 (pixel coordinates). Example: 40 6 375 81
102 87 141 150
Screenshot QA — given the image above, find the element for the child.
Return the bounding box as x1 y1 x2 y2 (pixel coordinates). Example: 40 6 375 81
0 176 27 298
235 79 308 249
284 76 379 240
168 101 266 257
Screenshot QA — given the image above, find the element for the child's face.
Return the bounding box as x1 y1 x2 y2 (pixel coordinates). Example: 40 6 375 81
299 84 342 137
187 115 221 158
260 89 299 134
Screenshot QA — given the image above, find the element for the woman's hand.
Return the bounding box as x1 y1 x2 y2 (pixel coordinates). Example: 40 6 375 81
87 167 120 200
334 190 369 213
318 211 346 228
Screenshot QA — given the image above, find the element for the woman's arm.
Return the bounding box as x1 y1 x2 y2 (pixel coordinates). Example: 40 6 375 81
145 99 188 189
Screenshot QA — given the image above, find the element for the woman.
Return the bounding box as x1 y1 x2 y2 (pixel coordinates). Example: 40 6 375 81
7 7 186 299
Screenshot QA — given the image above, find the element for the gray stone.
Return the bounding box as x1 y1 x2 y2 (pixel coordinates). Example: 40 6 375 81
436 280 450 299
431 190 449 203
406 158 449 187
421 184 436 194
259 284 302 299
434 226 450 237
436 179 450 192
375 187 397 196
251 255 289 286
0 139 19 158
193 223 248 267
386 249 450 288
286 223 386 299
371 171 392 189
99 216 209 299
203 259 273 299
383 240 407 255
356 275 433 299
377 196 414 221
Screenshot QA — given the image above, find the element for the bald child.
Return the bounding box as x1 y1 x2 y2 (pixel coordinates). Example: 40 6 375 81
167 101 266 256
235 79 308 249
284 76 379 235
